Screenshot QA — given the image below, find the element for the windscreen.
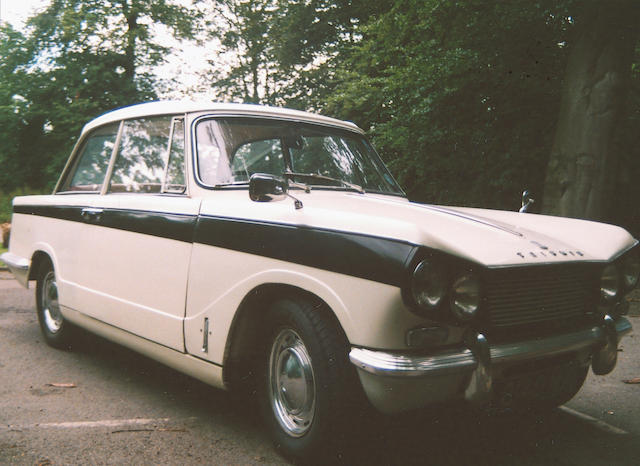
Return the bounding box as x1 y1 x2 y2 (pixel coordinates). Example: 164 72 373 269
195 117 403 195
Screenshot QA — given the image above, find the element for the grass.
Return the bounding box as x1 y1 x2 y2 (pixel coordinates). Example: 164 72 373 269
0 246 7 268
1 187 49 223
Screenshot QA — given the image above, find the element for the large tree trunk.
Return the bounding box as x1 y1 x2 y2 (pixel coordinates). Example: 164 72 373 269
542 1 640 221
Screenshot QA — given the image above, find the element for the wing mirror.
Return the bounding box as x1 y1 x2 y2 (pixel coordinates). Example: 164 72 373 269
519 189 535 213
249 173 303 209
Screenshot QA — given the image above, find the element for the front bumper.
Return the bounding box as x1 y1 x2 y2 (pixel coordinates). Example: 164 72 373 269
0 252 30 288
349 316 632 413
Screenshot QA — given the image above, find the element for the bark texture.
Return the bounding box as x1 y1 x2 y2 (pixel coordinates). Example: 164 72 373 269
542 1 640 220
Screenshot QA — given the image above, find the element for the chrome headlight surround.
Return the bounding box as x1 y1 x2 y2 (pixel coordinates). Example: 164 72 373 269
404 251 483 324
410 259 447 311
450 273 482 322
601 244 640 304
620 247 639 290
600 263 620 303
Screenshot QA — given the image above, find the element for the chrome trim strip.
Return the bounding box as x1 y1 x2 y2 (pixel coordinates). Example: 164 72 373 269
0 252 31 288
0 252 29 270
349 347 477 377
489 326 602 363
350 318 633 378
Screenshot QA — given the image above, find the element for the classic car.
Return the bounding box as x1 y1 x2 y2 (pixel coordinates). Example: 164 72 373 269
1 101 638 460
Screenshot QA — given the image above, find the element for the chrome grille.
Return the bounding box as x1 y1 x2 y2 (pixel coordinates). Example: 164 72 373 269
484 265 595 328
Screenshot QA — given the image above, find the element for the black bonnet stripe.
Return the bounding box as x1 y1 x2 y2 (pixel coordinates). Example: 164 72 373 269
195 215 416 286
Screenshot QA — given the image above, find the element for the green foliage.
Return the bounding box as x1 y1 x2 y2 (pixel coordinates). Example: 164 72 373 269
206 0 390 108
0 0 198 192
1 0 638 235
0 187 48 223
325 0 577 210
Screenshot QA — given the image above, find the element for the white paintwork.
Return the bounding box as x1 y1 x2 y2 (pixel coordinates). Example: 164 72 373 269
184 244 421 363
78 194 199 351
62 305 224 388
5 102 638 401
82 101 362 135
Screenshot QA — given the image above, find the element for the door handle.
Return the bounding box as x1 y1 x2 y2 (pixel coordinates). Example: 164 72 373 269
80 208 104 222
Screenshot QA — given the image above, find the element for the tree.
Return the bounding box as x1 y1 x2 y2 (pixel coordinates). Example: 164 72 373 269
205 0 390 109
0 0 198 191
542 0 640 221
325 0 576 209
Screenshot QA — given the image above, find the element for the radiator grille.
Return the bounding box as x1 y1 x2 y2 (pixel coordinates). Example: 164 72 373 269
484 265 596 328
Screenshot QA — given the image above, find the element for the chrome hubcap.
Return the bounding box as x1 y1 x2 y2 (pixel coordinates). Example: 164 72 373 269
42 271 63 333
269 329 316 437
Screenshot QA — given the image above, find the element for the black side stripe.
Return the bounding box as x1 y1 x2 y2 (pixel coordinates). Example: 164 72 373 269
13 205 196 243
14 205 416 287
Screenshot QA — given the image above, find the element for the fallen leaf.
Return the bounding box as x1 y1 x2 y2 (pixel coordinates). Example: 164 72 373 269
46 383 76 388
623 377 640 384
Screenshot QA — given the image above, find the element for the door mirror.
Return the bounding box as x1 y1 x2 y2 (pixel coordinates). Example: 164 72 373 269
249 173 288 202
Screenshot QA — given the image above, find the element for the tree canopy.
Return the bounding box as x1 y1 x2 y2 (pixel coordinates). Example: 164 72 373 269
1 0 639 234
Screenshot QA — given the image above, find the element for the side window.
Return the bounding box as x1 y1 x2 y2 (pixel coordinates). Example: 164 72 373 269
163 117 186 193
63 123 119 192
109 116 172 193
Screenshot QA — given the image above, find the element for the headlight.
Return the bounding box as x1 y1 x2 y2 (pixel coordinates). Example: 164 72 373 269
600 264 620 302
411 259 446 310
450 274 481 322
621 250 639 290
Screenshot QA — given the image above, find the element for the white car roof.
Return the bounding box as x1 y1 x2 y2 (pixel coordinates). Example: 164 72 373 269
82 101 363 135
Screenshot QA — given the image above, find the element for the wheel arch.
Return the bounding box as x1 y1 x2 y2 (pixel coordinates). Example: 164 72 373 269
28 249 55 281
222 283 350 392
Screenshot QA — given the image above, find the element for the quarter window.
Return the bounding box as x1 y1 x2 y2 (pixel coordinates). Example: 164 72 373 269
163 117 186 193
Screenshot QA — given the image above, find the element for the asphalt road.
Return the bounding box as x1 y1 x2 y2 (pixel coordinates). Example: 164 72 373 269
1 270 639 465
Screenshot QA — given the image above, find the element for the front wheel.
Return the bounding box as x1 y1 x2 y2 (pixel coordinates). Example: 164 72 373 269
259 297 358 461
36 261 75 349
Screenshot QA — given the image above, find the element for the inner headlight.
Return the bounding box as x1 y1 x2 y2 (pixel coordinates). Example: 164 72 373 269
411 259 446 310
450 274 481 322
621 250 639 290
600 264 620 302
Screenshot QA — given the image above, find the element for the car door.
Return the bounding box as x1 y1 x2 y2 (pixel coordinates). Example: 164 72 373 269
77 115 198 351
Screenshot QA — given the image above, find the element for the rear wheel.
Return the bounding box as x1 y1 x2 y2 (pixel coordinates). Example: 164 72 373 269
36 261 75 349
259 297 357 461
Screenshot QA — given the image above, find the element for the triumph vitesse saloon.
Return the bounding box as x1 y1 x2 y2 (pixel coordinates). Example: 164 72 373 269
2 101 638 459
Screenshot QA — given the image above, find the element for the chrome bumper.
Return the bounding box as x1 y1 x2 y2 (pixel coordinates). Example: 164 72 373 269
349 316 632 413
0 252 30 288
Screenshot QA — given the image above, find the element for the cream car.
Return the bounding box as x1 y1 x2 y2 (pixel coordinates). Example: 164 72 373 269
2 101 638 460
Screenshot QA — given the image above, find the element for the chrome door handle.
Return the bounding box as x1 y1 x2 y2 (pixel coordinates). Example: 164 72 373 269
80 208 103 222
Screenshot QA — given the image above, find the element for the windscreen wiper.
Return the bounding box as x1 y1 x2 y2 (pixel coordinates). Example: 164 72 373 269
283 172 364 194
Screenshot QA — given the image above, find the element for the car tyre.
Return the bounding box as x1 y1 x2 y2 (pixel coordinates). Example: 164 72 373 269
259 297 357 462
36 261 75 349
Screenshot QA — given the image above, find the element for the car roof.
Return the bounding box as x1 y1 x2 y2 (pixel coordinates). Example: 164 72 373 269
82 101 363 135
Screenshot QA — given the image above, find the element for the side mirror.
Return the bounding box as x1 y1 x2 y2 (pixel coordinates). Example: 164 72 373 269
249 173 303 209
249 173 288 202
519 189 535 213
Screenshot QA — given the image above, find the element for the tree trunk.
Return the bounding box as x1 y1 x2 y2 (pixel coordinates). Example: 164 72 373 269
122 0 139 85
542 1 640 221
